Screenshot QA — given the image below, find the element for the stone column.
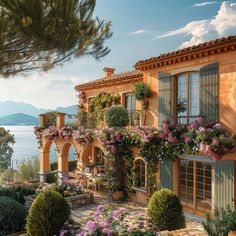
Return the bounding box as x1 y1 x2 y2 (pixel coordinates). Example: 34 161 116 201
39 114 47 127
56 112 66 130
39 148 50 183
57 151 69 184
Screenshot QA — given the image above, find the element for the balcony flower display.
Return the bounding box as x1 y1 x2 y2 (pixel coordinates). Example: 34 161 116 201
195 122 236 160
42 125 58 141
59 126 74 140
72 127 93 146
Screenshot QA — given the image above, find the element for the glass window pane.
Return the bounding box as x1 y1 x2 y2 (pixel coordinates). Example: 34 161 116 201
189 73 200 116
177 75 187 124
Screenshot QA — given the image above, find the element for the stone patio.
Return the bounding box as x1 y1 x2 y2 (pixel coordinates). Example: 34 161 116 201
71 192 207 236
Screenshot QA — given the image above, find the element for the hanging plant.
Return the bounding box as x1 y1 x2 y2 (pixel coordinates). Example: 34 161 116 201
42 125 58 141
89 93 117 124
34 126 45 147
72 127 93 146
132 82 151 125
59 126 74 140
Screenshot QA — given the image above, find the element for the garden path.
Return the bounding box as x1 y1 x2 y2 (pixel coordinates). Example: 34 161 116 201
71 192 207 236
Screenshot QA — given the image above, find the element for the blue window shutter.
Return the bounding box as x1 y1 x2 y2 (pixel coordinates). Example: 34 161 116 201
200 62 219 121
158 72 172 126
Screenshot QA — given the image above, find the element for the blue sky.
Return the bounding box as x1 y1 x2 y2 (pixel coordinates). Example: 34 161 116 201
0 0 236 109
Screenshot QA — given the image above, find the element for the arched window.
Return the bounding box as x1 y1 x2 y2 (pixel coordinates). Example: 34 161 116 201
133 158 146 189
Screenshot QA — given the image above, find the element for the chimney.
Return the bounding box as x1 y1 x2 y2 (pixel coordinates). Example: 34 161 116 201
103 67 115 77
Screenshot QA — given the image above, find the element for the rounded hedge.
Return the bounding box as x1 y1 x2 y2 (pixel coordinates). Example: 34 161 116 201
105 106 129 127
0 196 27 235
26 190 70 236
146 188 186 231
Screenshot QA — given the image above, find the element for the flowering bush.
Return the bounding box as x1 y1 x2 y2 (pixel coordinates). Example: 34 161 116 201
76 205 157 236
59 126 75 140
42 125 58 141
36 178 82 197
72 127 93 146
77 91 86 100
195 122 236 160
56 178 82 197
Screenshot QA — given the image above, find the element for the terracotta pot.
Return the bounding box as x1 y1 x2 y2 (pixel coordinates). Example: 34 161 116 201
229 231 236 236
112 191 124 201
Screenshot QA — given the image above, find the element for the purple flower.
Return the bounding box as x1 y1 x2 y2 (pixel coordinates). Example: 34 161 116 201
96 205 105 214
127 226 134 232
138 220 145 227
103 218 111 227
113 210 121 219
213 123 221 129
85 221 99 232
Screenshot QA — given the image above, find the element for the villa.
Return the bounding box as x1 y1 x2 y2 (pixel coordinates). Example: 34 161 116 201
38 35 236 217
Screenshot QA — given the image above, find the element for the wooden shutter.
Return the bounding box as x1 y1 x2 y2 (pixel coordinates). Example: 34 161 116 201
200 62 219 121
160 158 173 190
158 72 172 125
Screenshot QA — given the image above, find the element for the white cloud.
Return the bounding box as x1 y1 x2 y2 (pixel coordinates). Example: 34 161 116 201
131 30 147 35
0 73 88 109
155 1 236 48
193 1 217 7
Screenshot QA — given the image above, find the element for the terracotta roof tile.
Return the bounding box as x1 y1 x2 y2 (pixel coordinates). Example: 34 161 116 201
135 35 236 67
75 70 143 91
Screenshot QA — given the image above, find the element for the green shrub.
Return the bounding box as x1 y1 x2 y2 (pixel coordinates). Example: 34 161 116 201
105 106 129 127
26 190 70 236
0 185 35 205
132 82 151 101
0 196 27 235
202 206 236 236
146 188 186 231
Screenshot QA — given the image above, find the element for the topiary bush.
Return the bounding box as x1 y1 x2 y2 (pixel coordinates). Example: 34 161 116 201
146 188 186 231
105 106 129 127
26 190 70 236
0 196 27 236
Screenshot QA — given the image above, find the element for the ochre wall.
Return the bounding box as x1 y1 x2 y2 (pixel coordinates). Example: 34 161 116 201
140 50 236 135
81 74 158 127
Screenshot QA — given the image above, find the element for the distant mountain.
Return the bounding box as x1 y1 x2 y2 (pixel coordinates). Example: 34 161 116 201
0 113 39 126
0 101 77 117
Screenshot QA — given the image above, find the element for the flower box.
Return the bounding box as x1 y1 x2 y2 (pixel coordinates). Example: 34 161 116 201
26 192 94 209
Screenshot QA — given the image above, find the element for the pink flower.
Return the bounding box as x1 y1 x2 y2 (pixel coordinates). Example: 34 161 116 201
212 139 220 145
163 123 169 134
115 132 121 142
197 117 204 125
185 137 192 143
159 132 168 139
213 123 221 129
199 127 206 132
110 145 117 153
168 134 178 143
113 210 121 219
96 205 105 214
204 145 212 155
212 153 222 160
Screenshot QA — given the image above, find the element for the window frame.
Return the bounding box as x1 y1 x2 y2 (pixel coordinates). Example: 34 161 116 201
173 70 200 124
133 157 147 190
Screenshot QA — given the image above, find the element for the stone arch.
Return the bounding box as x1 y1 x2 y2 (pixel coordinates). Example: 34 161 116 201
40 140 59 173
80 140 107 170
59 140 81 173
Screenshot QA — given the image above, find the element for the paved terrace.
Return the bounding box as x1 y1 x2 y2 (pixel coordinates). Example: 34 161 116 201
71 192 207 236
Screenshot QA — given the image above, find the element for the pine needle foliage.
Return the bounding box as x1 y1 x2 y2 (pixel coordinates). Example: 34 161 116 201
0 0 112 76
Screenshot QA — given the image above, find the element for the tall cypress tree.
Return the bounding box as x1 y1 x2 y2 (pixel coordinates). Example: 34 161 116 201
0 0 112 76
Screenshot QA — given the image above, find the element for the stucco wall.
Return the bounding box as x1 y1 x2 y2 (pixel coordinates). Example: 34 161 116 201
140 50 236 134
